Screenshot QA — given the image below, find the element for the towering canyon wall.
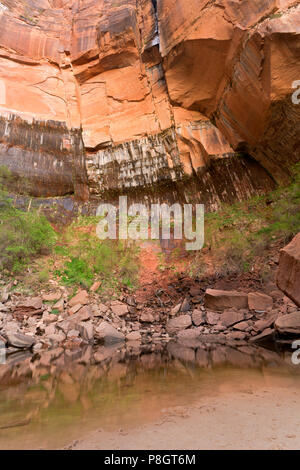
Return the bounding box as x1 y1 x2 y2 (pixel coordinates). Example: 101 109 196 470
0 0 299 206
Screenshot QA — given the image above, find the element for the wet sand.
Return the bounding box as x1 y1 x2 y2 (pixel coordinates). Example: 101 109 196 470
71 387 300 450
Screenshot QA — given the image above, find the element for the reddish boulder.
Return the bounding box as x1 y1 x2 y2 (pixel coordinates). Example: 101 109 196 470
166 315 192 335
17 297 43 310
192 309 206 326
69 290 89 308
95 321 125 345
110 301 128 317
126 331 142 342
205 289 248 311
275 313 300 335
206 311 221 325
254 313 277 333
248 292 273 311
277 233 300 307
220 310 245 328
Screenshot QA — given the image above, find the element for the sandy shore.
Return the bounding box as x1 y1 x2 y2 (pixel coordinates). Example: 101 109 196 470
71 387 300 450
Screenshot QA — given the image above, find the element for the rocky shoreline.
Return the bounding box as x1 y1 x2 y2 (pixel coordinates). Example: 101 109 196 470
0 282 299 357
1 232 299 356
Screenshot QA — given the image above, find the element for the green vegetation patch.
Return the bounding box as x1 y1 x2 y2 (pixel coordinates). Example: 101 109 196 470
189 163 300 277
0 167 56 273
53 218 140 292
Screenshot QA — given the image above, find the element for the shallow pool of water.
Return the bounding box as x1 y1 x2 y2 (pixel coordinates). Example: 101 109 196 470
0 341 299 449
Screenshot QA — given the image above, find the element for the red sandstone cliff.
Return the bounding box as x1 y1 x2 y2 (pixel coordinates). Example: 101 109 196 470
0 0 299 204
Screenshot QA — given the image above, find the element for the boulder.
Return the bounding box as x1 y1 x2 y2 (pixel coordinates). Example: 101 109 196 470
277 233 300 307
166 315 192 335
68 304 82 315
214 324 226 332
110 301 128 317
6 333 35 349
275 313 300 335
48 332 66 344
33 343 44 352
44 324 56 336
233 321 250 332
191 296 202 304
76 322 94 343
42 292 62 302
95 321 125 345
67 329 80 339
205 289 248 311
192 309 205 326
220 310 245 328
17 297 43 310
1 289 10 303
177 328 203 341
180 298 191 312
249 328 274 343
4 320 20 333
126 331 141 341
0 335 7 345
69 290 89 307
170 303 181 316
57 320 74 335
53 298 65 312
206 311 220 325
140 311 155 323
13 297 43 317
248 292 273 311
126 296 136 307
93 303 109 317
72 305 92 322
42 312 58 325
254 313 277 333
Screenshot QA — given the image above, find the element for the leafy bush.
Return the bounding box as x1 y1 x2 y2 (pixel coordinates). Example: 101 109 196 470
54 220 140 290
59 257 94 288
255 163 300 243
0 168 56 273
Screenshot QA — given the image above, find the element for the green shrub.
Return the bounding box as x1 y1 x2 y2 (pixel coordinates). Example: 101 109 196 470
58 257 94 288
54 221 140 290
0 168 56 273
255 163 300 244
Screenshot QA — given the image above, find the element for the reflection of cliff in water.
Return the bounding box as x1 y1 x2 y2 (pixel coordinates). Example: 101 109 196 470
0 341 299 449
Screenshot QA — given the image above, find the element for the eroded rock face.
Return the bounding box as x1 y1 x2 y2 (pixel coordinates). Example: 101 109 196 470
159 0 300 184
0 0 298 202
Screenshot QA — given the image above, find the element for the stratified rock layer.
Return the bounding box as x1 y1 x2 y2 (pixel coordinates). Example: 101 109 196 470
0 1 299 202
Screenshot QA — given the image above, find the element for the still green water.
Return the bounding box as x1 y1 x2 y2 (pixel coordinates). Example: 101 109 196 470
0 341 299 449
